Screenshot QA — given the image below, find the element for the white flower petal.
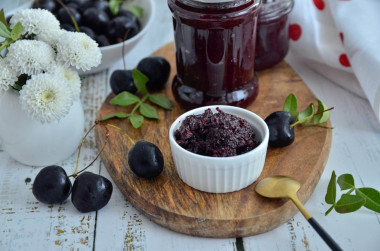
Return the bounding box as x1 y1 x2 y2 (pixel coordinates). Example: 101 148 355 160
0 58 18 96
10 8 61 47
48 63 82 100
19 73 73 123
6 40 55 76
56 31 102 72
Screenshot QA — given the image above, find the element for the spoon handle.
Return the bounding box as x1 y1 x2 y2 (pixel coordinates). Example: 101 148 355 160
308 217 343 251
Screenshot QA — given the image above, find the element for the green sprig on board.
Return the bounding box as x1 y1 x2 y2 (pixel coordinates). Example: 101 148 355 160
100 69 172 129
325 171 380 215
283 93 333 128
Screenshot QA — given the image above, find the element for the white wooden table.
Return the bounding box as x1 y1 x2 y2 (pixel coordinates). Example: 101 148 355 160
1 1 380 250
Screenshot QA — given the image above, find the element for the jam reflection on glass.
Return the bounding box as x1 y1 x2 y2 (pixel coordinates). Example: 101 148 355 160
255 0 293 71
168 0 260 110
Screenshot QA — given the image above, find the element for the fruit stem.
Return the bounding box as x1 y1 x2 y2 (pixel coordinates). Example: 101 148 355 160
71 122 98 177
69 121 110 178
56 0 80 32
101 122 136 145
121 30 130 70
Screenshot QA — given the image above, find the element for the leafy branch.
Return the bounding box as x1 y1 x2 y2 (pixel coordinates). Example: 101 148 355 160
283 93 333 128
325 171 380 215
100 69 172 129
0 9 24 55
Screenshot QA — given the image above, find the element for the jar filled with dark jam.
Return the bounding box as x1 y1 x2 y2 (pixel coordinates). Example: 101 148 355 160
254 0 293 71
168 0 261 110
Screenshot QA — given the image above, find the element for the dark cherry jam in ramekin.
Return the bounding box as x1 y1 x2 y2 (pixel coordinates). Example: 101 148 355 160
174 108 259 157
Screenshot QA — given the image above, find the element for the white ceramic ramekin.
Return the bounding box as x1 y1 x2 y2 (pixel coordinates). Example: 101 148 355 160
169 105 269 193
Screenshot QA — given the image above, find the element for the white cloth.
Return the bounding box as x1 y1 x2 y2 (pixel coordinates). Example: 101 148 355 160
288 0 380 122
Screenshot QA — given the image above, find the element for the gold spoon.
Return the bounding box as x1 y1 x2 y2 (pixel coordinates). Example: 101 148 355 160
255 175 342 251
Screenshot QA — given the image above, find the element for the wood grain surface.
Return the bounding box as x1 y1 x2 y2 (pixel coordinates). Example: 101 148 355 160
94 42 332 238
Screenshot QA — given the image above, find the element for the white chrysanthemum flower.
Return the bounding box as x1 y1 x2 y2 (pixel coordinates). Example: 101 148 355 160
19 73 73 123
56 31 102 72
48 63 81 100
10 8 61 47
6 40 55 76
0 58 18 95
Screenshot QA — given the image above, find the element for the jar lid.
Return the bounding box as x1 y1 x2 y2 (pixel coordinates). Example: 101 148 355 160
259 0 294 21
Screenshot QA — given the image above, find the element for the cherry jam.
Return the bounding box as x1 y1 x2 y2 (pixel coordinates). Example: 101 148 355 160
168 0 261 110
255 0 294 71
174 108 259 157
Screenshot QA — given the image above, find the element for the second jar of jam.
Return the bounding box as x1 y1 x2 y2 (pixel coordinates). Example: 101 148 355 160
254 0 294 71
168 0 261 110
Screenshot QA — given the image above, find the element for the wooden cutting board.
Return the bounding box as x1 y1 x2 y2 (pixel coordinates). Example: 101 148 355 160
94 43 332 238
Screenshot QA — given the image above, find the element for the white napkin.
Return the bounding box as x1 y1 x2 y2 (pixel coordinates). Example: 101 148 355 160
288 0 380 122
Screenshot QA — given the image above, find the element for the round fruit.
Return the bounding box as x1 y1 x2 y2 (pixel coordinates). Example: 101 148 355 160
32 0 58 12
110 69 137 95
61 23 76 32
71 172 113 213
56 7 81 26
32 165 72 204
82 7 109 34
265 111 295 147
107 14 140 43
96 34 110 47
128 141 164 178
137 57 171 92
79 26 96 40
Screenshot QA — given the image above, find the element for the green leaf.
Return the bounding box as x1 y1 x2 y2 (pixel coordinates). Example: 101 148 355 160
335 194 366 214
110 91 140 106
128 5 144 18
325 171 337 205
356 187 380 213
109 0 122 16
132 69 148 94
298 103 315 124
10 22 23 41
313 99 330 124
148 94 173 110
337 174 355 190
0 21 11 39
139 103 159 119
99 112 130 121
0 9 7 26
129 114 144 128
283 93 298 120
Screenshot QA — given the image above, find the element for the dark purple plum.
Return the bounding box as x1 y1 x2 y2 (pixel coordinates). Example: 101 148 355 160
128 141 164 178
32 165 72 204
265 111 295 147
110 69 137 95
71 172 113 213
137 57 171 92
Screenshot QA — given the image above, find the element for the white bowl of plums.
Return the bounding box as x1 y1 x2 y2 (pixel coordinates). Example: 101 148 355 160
169 105 270 193
32 0 155 74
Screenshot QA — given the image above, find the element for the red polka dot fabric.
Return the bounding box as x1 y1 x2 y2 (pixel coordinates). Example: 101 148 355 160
313 0 325 10
288 0 380 123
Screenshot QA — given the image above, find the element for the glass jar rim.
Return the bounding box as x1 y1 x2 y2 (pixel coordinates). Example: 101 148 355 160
259 0 294 22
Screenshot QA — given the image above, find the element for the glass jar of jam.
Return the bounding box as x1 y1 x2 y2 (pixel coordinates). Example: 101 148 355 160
168 0 261 110
254 0 293 71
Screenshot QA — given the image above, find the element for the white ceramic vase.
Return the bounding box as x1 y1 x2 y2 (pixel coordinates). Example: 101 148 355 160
0 89 84 166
